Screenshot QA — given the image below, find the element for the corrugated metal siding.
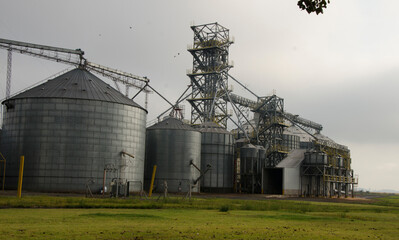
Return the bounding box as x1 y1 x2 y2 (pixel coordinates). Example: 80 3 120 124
1 98 147 192
195 122 234 192
144 126 201 193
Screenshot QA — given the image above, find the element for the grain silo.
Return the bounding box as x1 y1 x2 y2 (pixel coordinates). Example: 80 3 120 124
144 117 201 193
282 134 300 151
195 121 234 193
257 145 266 174
0 68 147 192
239 144 258 193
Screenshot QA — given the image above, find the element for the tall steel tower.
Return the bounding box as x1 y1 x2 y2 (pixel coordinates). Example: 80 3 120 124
255 95 289 167
187 23 233 128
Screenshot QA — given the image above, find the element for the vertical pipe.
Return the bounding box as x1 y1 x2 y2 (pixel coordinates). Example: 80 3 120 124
116 170 119 198
124 180 127 198
323 167 326 197
233 156 237 193
324 180 327 198
281 169 284 195
102 170 106 197
2 160 5 191
338 168 342 198
6 49 12 99
189 183 192 200
261 167 264 194
163 180 168 198
145 91 149 110
148 165 157 197
17 156 24 198
330 168 334 198
251 158 254 194
300 173 303 197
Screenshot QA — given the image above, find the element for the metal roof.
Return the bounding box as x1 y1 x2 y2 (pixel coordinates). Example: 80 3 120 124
4 68 145 110
241 143 257 149
194 121 230 134
276 149 306 168
283 125 313 142
256 145 266 151
147 117 198 131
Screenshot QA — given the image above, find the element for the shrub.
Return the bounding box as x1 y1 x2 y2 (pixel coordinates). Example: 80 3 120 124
219 205 230 212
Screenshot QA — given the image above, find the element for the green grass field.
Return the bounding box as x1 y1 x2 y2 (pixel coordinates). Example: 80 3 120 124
0 194 398 239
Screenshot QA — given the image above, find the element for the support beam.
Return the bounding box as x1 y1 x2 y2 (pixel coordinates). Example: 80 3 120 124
6 49 12 99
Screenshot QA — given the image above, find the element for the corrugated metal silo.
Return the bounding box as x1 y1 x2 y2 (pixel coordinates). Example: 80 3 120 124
283 125 308 150
195 121 234 193
257 145 266 174
282 134 300 151
144 117 201 193
239 144 258 193
304 151 327 165
0 68 147 192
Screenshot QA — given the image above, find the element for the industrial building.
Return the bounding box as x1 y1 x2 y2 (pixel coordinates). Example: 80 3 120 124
0 22 357 197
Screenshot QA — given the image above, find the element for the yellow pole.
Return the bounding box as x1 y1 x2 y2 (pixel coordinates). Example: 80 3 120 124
0 152 6 191
17 156 24 198
148 165 157 197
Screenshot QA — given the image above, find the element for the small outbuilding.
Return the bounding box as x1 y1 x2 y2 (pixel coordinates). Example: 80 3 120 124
262 149 306 196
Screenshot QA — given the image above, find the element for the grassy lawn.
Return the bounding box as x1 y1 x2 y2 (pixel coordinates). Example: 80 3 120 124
0 194 398 239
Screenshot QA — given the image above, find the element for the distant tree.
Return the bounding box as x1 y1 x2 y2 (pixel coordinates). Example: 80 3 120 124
298 0 330 15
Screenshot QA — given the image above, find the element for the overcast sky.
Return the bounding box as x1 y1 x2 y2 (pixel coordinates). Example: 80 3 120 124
1 0 398 191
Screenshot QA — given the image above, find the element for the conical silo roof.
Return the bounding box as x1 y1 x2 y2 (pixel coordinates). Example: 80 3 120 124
194 121 230 134
147 117 197 131
240 143 259 158
4 67 145 110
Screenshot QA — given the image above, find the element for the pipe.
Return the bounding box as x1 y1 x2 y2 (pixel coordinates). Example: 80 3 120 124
227 73 259 98
121 151 135 159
